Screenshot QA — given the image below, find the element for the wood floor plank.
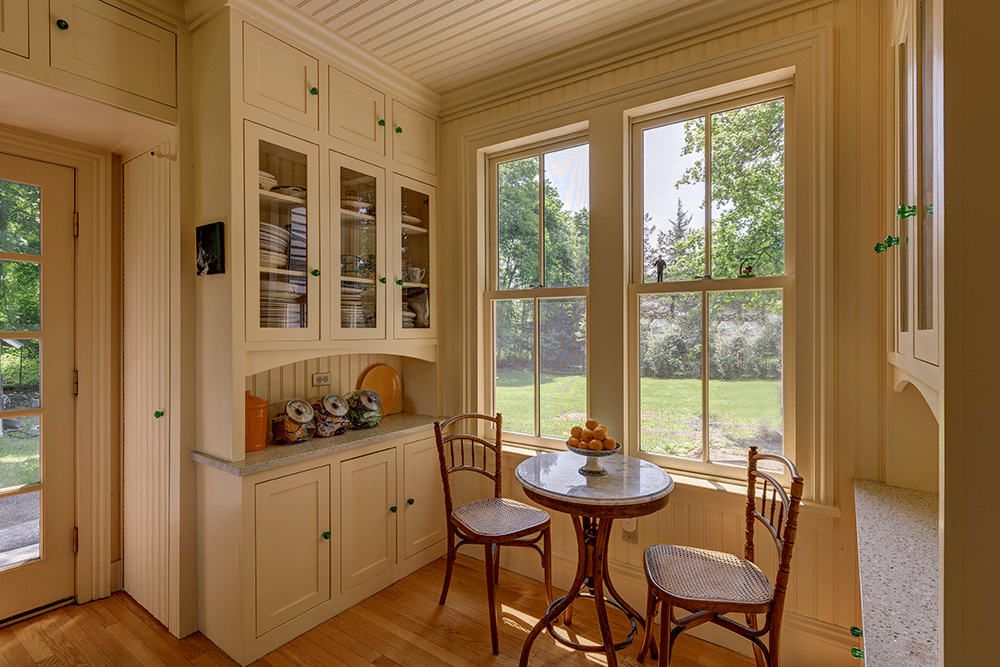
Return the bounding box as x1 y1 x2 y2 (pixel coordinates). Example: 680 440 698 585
10 623 59 667
30 613 89 667
104 622 173 667
63 605 145 667
96 596 192 667
313 616 383 663
297 627 372 667
112 594 204 662
0 625 36 667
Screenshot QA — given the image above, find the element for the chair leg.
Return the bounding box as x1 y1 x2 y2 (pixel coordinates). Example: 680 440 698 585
637 591 657 662
494 544 501 585
439 524 455 605
746 612 768 667
485 542 500 654
661 603 673 665
541 527 553 607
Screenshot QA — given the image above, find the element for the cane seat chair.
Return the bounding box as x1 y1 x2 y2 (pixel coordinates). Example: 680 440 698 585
637 445 804 667
433 412 553 654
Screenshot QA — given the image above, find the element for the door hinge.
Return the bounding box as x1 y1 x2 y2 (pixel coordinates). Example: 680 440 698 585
73 370 79 396
73 527 79 554
73 212 79 238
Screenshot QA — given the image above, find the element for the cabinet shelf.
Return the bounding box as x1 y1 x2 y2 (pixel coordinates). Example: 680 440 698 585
342 276 375 285
341 209 375 222
260 267 307 277
401 223 427 234
260 189 307 206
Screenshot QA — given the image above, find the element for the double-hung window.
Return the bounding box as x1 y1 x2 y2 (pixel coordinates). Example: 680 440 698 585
486 138 589 444
631 87 793 475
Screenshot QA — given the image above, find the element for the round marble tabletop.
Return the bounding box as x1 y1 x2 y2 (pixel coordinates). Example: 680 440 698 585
515 451 673 508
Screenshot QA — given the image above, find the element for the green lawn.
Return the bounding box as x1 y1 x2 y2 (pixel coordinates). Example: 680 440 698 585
495 373 781 462
0 416 40 489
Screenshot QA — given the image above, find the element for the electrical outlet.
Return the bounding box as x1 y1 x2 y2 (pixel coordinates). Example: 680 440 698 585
311 372 331 387
623 528 639 544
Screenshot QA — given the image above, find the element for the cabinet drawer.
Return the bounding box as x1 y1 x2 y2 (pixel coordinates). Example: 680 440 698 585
391 100 436 175
0 0 28 57
329 67 385 155
254 465 331 637
49 0 176 106
243 23 319 130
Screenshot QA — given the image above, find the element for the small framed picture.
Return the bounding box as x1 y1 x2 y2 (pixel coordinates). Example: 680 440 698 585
196 221 225 275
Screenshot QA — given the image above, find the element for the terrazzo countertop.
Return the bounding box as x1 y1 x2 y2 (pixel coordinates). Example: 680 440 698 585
854 478 939 667
516 451 673 506
191 413 440 476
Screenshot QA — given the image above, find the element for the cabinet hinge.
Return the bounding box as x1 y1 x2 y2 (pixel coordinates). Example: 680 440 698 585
73 370 79 396
73 212 79 238
73 527 79 554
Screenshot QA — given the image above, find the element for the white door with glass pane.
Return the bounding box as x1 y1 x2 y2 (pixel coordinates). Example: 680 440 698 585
0 154 76 621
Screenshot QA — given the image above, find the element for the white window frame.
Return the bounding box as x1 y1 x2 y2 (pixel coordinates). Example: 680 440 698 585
485 134 589 449
628 84 796 481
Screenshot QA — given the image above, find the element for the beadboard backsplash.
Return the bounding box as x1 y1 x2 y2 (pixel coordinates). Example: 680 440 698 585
246 354 405 420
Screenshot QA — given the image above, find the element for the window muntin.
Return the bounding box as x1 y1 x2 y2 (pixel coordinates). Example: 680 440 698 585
488 139 589 442
633 90 790 474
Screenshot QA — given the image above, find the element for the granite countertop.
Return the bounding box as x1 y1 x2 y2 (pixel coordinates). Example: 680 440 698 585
515 451 673 506
191 413 441 476
854 478 939 667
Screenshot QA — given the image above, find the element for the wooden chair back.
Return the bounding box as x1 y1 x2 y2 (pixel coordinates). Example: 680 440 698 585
744 445 804 621
433 413 504 517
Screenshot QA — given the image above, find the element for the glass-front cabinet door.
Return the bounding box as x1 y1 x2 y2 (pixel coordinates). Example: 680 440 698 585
245 122 320 342
393 174 435 339
331 151 386 340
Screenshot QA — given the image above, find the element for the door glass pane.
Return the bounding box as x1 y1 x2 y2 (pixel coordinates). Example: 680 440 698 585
642 119 705 283
497 157 539 290
0 416 40 489
1 339 39 410
638 293 702 458
0 261 40 332
341 166 378 330
897 43 910 334
494 299 534 436
539 297 586 439
0 490 40 570
258 140 308 330
542 145 589 288
400 185 430 329
710 100 785 279
0 179 42 256
707 290 782 468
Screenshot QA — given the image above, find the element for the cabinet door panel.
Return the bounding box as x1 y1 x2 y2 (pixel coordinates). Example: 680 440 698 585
243 23 318 129
341 448 396 592
394 174 436 339
329 67 385 154
0 0 28 57
391 100 436 175
403 437 445 559
255 466 331 637
49 0 176 106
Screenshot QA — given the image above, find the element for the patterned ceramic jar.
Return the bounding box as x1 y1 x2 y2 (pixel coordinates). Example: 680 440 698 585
271 398 314 444
344 390 383 428
310 394 350 437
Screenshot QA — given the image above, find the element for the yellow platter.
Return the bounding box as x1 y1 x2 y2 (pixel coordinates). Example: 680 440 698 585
360 364 402 415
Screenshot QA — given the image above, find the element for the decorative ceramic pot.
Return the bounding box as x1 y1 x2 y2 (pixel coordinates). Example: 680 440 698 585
271 398 314 444
344 390 383 428
311 394 350 437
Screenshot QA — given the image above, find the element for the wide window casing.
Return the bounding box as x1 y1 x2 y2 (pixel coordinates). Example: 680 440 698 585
630 86 795 479
486 138 589 446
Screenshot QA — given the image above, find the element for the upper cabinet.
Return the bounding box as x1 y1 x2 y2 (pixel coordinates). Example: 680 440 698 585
391 100 436 176
0 0 29 57
243 23 319 130
329 66 386 155
49 0 176 106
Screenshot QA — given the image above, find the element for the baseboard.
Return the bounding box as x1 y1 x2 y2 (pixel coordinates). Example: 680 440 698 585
111 559 123 592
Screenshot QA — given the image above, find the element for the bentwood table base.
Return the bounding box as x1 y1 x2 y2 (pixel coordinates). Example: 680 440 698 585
518 489 670 667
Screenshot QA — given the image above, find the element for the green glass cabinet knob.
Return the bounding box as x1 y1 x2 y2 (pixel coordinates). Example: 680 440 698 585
885 235 900 247
377 119 386 126
56 19 69 30
311 269 320 276
154 410 164 418
389 505 397 513
395 126 403 134
896 204 918 219
873 242 887 253
309 87 319 96
396 279 404 286
850 626 863 638
851 647 865 659
321 531 331 540
407 498 414 505
379 277 387 283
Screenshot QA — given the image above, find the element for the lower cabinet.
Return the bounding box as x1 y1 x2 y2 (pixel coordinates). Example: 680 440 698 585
197 428 447 666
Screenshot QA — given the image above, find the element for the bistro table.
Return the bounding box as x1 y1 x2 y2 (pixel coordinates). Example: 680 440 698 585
515 451 674 667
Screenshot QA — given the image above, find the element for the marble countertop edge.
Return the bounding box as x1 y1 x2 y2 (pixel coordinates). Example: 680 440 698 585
191 413 441 477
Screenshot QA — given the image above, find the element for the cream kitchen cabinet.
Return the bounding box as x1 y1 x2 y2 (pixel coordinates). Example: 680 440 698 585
243 22 319 130
391 100 436 176
329 66 386 155
254 465 331 636
193 419 446 665
392 173 436 339
0 0 28 57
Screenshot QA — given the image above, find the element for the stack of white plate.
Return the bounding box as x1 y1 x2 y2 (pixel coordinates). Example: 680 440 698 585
259 170 278 190
341 303 371 328
401 307 417 328
260 223 290 257
260 249 287 268
261 279 306 302
260 302 303 328
341 284 370 303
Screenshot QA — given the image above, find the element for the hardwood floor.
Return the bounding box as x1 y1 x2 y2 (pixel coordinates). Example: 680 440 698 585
0 554 755 666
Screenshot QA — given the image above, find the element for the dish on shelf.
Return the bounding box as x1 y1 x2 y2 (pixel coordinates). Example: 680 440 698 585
270 185 306 199
260 279 306 294
259 250 288 269
401 214 422 225
341 199 374 214
360 364 402 416
260 223 290 238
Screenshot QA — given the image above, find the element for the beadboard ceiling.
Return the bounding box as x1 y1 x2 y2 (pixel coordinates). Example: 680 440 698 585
279 0 705 94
